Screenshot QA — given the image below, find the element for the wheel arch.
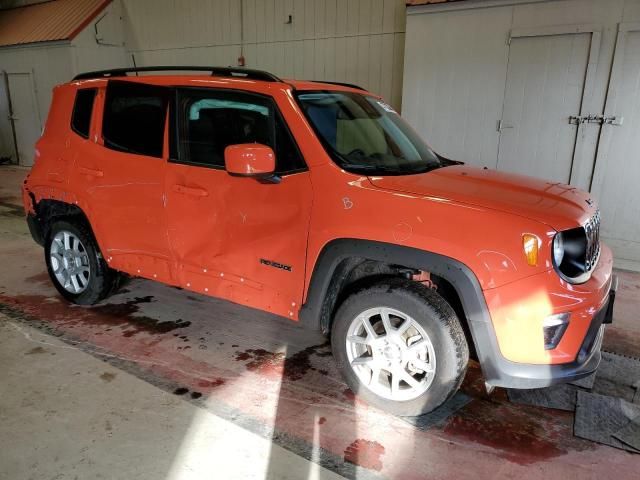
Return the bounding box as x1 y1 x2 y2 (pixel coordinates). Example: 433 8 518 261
30 199 101 251
299 239 496 370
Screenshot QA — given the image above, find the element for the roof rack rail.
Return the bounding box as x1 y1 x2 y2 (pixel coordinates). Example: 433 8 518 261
72 66 283 82
311 80 366 91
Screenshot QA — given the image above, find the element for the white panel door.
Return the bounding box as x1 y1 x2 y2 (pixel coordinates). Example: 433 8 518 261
591 24 640 268
496 32 592 183
7 73 40 167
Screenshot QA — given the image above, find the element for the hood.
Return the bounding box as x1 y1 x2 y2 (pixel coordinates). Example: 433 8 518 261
367 165 596 231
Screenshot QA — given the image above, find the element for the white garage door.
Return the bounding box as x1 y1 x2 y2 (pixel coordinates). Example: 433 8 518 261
591 24 640 268
7 72 40 167
497 32 592 183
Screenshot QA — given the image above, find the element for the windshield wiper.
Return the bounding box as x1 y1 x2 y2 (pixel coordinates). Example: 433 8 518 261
342 163 433 175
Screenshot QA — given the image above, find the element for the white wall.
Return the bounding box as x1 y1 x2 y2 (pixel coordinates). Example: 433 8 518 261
70 0 129 73
0 44 73 159
123 0 407 108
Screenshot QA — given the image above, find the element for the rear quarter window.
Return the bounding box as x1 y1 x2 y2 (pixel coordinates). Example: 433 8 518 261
70 88 97 139
102 81 170 158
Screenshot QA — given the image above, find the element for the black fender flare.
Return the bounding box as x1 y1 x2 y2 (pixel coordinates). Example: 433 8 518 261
29 199 98 248
299 239 492 339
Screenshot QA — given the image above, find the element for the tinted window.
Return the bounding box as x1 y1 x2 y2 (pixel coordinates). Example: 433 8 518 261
274 111 306 174
71 89 96 138
175 89 305 173
103 81 169 158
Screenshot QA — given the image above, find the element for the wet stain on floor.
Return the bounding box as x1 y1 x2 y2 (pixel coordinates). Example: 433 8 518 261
99 372 116 383
234 348 286 378
603 328 640 359
25 346 46 355
198 379 225 389
234 342 332 381
0 197 25 218
344 439 385 471
25 271 51 285
442 400 594 465
0 293 191 338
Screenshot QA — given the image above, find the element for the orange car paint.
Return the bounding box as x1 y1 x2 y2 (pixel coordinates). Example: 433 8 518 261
23 74 612 368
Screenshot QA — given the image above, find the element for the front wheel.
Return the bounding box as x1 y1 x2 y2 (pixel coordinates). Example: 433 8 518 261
331 278 469 416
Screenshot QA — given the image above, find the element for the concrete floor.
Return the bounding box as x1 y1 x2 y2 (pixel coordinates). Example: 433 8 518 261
1 165 639 479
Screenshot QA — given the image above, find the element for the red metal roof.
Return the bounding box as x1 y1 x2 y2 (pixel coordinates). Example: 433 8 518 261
0 0 111 48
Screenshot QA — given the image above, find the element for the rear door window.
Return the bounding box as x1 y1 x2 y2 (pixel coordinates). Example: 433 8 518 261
103 81 170 158
71 88 97 139
173 88 306 174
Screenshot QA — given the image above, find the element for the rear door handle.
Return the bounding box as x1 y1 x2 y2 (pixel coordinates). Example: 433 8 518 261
78 166 104 177
172 184 209 197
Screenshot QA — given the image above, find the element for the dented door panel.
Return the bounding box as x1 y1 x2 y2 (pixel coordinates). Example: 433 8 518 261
165 164 312 318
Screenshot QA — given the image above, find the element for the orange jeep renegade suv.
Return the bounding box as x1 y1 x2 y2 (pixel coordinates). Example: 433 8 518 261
22 66 616 416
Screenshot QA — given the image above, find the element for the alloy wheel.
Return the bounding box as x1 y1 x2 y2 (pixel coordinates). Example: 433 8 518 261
345 307 437 401
49 230 91 294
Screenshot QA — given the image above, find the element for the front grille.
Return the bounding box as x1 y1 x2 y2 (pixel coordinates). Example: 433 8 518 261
584 210 601 272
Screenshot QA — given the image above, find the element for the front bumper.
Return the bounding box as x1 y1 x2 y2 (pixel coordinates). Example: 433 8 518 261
482 284 614 389
476 245 615 389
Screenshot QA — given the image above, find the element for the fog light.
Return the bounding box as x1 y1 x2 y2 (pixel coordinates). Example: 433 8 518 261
543 313 570 350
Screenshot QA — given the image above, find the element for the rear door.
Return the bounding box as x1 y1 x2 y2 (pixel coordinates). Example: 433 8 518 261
69 80 174 284
165 87 312 318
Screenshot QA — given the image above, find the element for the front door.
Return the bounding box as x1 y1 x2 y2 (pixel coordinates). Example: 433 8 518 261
497 28 600 188
69 80 173 283
165 88 312 318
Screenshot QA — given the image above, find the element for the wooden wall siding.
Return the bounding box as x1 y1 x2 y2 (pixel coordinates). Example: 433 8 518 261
122 0 407 108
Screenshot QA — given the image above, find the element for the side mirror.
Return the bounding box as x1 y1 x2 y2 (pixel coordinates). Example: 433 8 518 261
224 143 279 183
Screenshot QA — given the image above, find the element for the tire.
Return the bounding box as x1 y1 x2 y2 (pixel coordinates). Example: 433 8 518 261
44 219 118 305
331 277 469 416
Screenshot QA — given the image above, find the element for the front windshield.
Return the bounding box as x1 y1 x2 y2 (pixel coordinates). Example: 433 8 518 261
296 91 442 175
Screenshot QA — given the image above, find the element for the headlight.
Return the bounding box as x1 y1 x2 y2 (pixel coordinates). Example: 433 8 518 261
553 233 564 266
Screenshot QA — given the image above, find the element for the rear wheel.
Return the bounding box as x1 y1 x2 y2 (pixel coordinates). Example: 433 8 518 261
331 277 469 416
45 220 117 305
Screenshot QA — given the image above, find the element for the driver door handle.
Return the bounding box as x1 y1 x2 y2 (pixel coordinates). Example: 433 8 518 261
172 184 209 197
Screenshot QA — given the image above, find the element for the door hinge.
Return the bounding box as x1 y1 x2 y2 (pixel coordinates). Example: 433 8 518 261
569 114 623 126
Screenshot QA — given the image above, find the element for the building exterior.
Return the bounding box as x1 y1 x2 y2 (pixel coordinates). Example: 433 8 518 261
0 0 127 165
403 0 640 270
0 0 407 166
